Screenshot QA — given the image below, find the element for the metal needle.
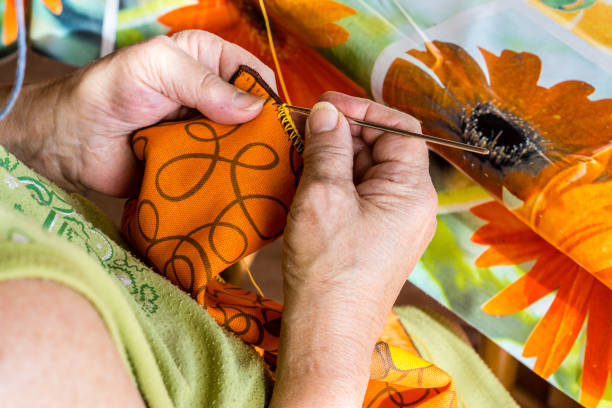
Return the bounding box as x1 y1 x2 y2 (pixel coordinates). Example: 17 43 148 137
282 104 489 155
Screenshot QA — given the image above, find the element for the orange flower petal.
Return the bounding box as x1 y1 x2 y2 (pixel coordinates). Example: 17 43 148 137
42 0 62 15
383 57 463 137
274 37 366 106
474 240 548 268
157 1 241 35
408 41 491 107
471 201 550 266
2 0 17 46
480 48 541 116
523 270 595 378
470 200 511 223
581 281 612 407
528 83 612 157
473 199 612 404
471 221 539 247
267 0 356 47
482 250 576 315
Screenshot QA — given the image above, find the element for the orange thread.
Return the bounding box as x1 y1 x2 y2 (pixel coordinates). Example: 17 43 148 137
277 103 304 153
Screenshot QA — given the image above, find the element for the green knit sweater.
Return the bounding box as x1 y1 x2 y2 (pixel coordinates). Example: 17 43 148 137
0 145 517 408
0 145 270 408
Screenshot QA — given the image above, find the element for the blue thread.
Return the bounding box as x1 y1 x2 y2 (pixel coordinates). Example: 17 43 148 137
0 0 27 121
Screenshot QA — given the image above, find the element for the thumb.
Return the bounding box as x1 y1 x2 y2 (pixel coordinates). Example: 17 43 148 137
147 37 265 124
303 102 354 183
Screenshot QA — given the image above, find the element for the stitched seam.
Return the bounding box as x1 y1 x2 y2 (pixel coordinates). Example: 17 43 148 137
276 104 304 154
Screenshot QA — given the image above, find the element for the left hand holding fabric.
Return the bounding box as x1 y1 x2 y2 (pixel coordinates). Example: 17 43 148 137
0 30 275 196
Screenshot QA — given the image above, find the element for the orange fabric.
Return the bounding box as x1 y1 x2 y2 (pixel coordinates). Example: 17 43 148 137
122 66 300 352
122 65 302 305
122 67 456 407
365 313 457 408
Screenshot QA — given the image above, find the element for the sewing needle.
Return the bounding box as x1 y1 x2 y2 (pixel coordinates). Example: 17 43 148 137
281 104 489 155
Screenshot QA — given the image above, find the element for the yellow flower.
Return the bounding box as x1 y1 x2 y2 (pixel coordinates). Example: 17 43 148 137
528 0 612 50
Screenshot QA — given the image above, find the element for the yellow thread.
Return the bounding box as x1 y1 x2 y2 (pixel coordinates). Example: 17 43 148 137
276 103 304 153
258 0 292 104
245 263 265 297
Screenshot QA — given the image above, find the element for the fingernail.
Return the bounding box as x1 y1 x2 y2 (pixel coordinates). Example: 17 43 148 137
309 101 339 133
232 90 265 111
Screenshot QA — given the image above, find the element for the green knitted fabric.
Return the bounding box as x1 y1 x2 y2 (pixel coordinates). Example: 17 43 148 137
394 306 519 408
0 145 269 408
0 144 518 407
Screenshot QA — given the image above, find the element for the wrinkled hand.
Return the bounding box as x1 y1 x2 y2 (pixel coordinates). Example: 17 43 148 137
1 30 275 196
272 93 437 407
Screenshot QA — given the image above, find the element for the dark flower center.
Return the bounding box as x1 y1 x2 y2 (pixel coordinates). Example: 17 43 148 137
462 103 540 167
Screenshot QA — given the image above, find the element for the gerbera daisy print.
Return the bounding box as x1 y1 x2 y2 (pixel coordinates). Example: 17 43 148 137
382 40 612 291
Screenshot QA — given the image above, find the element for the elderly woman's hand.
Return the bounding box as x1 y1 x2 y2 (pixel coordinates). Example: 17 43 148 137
0 30 274 196
271 93 437 408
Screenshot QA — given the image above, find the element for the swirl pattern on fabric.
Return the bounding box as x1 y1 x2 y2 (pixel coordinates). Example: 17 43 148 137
122 67 301 308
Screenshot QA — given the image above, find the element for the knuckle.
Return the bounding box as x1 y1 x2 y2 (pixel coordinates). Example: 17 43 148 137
170 29 205 42
386 161 430 189
169 30 187 42
145 35 174 51
300 178 349 209
380 107 421 134
199 71 224 93
320 91 341 101
413 139 429 157
403 115 422 133
303 143 348 163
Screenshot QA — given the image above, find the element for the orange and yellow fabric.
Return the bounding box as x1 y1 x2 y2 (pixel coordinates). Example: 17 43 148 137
121 66 458 407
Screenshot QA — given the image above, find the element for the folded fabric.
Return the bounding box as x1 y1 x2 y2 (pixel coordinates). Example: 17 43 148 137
121 66 302 311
